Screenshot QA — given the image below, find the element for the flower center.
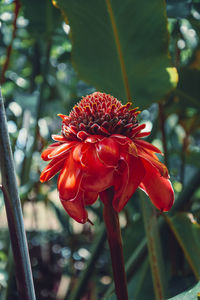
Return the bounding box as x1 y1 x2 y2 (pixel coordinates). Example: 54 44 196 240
61 92 140 139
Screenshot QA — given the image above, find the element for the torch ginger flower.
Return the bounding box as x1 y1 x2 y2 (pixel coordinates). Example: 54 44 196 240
40 92 174 223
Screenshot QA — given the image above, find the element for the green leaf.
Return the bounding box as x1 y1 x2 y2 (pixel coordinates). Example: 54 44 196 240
21 0 62 38
168 281 200 300
53 0 178 108
140 192 167 300
165 213 200 280
129 257 154 300
176 68 200 110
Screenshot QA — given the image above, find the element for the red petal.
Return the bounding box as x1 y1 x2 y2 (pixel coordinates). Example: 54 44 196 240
139 159 174 211
82 169 114 192
60 191 88 224
95 137 120 167
85 135 103 143
127 141 138 156
111 134 130 145
41 143 61 161
52 134 67 142
40 156 66 182
129 124 146 137
134 139 162 154
81 144 114 192
84 191 98 205
57 152 82 200
48 141 77 159
112 153 145 212
81 144 110 174
135 131 151 138
112 135 138 156
138 149 169 178
72 143 88 166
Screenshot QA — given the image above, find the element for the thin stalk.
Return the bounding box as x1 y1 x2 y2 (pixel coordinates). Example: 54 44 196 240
158 101 168 168
180 134 188 187
0 89 36 300
0 0 21 84
103 198 128 300
140 192 166 300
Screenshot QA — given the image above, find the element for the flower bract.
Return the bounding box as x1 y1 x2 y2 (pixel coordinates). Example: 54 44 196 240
40 92 174 223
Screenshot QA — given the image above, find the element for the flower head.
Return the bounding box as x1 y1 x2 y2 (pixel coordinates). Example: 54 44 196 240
40 92 174 223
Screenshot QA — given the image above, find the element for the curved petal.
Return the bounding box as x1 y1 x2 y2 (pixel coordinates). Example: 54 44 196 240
135 131 151 138
60 191 88 224
57 151 82 201
84 191 98 205
81 144 112 174
41 143 61 161
112 135 137 156
111 134 130 145
138 148 169 178
52 134 68 142
41 141 77 161
40 156 66 182
95 137 120 167
129 124 146 138
82 169 114 192
48 141 78 159
134 139 162 154
139 159 174 212
112 153 145 212
75 142 115 193
72 143 89 166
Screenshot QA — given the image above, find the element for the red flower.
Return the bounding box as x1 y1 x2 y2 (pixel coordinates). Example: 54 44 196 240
40 92 174 223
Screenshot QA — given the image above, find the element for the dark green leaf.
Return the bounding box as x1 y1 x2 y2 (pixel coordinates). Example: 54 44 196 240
168 281 200 300
166 213 200 280
54 0 177 108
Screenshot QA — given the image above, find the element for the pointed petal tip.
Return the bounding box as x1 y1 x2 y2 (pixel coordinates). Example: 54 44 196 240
40 173 46 183
57 114 67 120
60 198 88 224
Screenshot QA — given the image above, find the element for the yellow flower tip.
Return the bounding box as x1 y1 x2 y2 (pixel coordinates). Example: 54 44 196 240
135 111 141 116
57 114 67 120
52 0 59 8
126 102 132 107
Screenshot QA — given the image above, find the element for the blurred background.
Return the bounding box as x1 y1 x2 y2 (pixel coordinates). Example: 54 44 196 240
0 0 200 299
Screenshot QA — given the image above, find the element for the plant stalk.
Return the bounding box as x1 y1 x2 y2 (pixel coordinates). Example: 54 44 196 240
158 101 168 168
0 89 36 300
103 196 128 300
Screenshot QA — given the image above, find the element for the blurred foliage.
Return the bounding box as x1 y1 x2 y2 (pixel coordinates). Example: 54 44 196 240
0 0 200 299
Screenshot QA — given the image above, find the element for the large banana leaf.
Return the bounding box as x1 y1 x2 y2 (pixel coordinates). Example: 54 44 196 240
53 0 178 107
166 213 200 280
168 281 200 300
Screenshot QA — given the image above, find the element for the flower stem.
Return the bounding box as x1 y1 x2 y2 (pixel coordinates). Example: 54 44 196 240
103 194 128 300
0 90 36 300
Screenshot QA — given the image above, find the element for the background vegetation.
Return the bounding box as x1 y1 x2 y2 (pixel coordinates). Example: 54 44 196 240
0 0 200 299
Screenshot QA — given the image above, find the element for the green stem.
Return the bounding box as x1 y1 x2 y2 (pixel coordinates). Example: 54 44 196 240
0 89 36 300
140 191 166 300
0 0 21 85
158 101 168 168
103 196 128 300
